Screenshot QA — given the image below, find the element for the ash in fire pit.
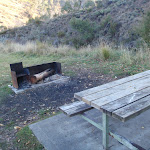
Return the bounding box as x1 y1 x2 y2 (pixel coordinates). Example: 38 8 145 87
8 62 70 94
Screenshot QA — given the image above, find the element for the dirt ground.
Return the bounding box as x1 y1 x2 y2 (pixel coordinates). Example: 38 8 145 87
0 69 114 149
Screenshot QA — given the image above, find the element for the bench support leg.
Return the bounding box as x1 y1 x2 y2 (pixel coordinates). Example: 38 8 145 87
103 113 109 150
80 113 139 150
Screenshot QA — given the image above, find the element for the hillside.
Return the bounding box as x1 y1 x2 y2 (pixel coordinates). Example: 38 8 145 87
0 0 150 47
0 0 36 28
0 0 81 29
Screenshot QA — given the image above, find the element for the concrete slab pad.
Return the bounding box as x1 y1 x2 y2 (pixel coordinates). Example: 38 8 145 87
29 109 150 150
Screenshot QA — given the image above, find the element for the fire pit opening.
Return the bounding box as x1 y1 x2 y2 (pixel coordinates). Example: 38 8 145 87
9 62 69 93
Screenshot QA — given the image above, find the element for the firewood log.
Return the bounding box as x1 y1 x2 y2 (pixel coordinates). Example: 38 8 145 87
30 69 54 84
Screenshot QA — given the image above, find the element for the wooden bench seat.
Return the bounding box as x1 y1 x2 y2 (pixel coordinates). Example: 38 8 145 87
59 101 93 116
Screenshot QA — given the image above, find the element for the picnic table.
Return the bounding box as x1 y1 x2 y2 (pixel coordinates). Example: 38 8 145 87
60 70 150 150
74 70 150 150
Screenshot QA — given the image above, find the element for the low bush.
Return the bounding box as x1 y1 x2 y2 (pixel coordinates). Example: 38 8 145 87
99 15 111 30
138 11 150 46
102 47 110 60
71 37 85 49
96 1 103 8
99 15 120 37
27 17 41 25
109 21 119 37
57 31 65 38
61 1 73 13
73 1 81 10
70 18 96 48
83 0 95 9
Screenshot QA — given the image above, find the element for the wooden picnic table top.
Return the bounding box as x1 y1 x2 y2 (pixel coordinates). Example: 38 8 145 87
74 70 150 122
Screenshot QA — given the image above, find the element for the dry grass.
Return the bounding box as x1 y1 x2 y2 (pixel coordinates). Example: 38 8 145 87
0 41 97 56
0 41 150 102
1 41 150 62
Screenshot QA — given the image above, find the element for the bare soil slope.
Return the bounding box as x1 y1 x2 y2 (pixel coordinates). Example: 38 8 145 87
0 0 35 28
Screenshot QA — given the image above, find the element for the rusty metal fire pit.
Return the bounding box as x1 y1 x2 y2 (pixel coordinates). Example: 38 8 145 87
9 62 65 92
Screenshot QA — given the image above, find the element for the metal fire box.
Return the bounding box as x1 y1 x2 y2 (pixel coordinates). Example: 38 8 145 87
10 62 62 89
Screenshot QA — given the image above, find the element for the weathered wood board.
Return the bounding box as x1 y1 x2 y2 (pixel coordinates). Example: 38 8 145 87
83 76 150 105
59 101 93 116
74 70 150 122
75 70 150 100
112 95 150 122
87 76 150 107
101 86 150 116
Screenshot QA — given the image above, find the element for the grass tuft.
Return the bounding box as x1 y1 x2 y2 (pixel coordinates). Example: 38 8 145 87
101 47 110 60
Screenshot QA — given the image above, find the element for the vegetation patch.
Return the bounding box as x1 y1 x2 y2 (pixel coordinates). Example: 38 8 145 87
57 31 65 38
102 47 111 60
70 18 96 48
27 17 42 25
61 1 73 13
137 11 150 46
99 15 121 38
0 142 7 150
83 0 95 9
0 85 12 104
15 126 44 150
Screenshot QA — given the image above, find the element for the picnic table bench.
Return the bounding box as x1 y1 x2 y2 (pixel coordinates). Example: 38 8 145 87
60 70 150 150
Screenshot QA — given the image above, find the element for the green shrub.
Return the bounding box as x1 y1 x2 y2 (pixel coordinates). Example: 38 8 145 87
109 21 119 37
72 37 85 49
53 13 58 17
100 15 111 29
70 18 96 47
86 8 93 13
102 47 110 60
27 17 41 25
99 15 120 37
73 1 80 10
96 1 103 8
57 31 65 38
138 11 150 45
105 8 111 14
61 1 73 13
70 18 94 34
83 0 95 9
0 25 7 30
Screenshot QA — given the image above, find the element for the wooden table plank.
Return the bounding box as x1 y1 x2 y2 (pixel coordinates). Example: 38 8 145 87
112 95 150 122
59 101 93 116
74 70 150 122
74 70 150 100
85 76 150 107
64 104 92 116
59 101 86 110
82 75 150 104
101 86 150 116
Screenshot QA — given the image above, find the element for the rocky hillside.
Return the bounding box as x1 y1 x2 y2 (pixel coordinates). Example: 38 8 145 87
0 0 150 47
0 0 36 28
0 0 82 29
